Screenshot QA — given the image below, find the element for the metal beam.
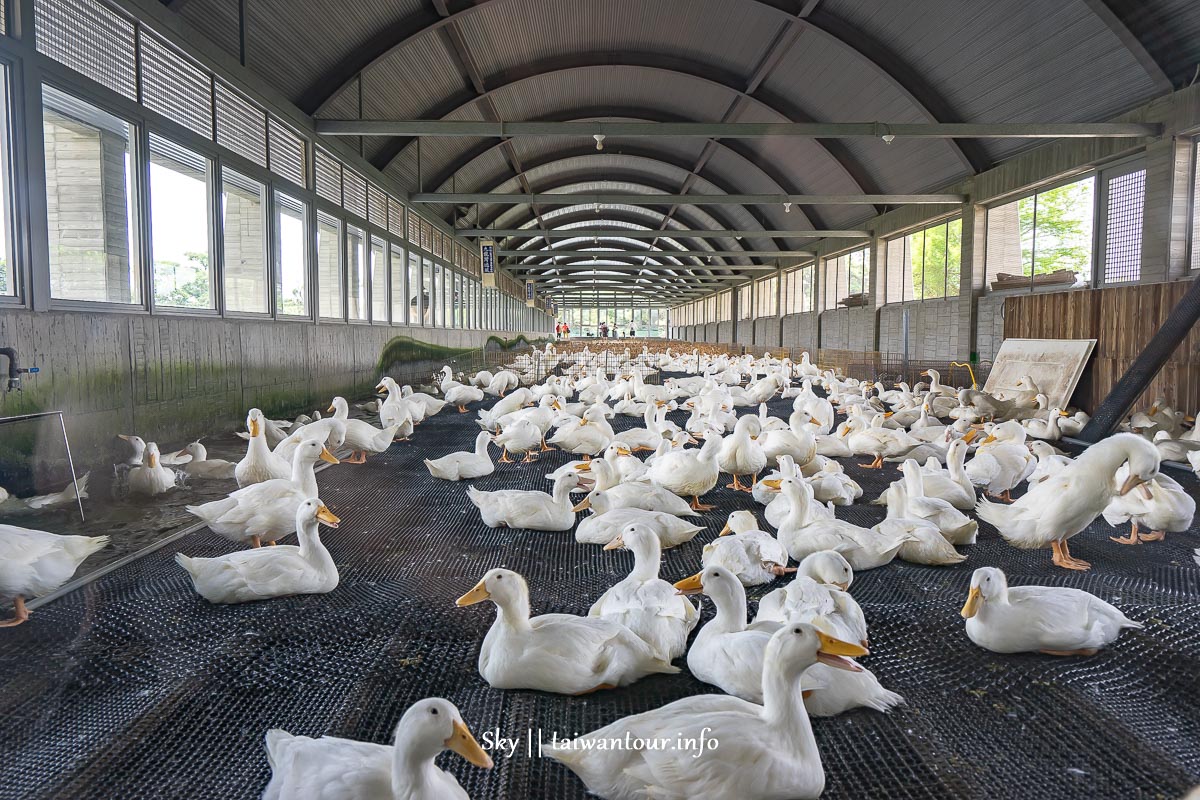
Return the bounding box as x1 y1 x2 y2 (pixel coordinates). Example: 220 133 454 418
318 120 1160 139
509 261 784 273
462 228 868 239
500 249 811 258
415 193 964 206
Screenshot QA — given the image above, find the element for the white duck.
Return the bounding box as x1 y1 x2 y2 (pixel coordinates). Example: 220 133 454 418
1022 407 1069 441
492 417 544 463
441 371 486 413
456 568 678 694
914 438 976 510
590 524 700 661
886 459 978 545
804 460 861 506
965 421 1036 501
847 413 920 469
547 623 863 799
876 514 967 566
549 406 615 457
1027 440 1074 484
262 698 492 800
187 438 339 548
575 493 703 549
0 525 108 626
273 419 348 464
718 414 767 492
375 377 416 438
176 499 340 604
424 432 494 481
1102 466 1195 545
173 441 237 480
405 383 448 418
117 433 192 466
976 433 1160 570
466 472 578 530
961 566 1142 655
758 408 818 468
484 369 520 397
645 433 723 511
773 479 911 570
572 460 697 518
327 396 400 463
236 408 292 487
128 442 178 497
613 403 668 452
701 510 792 586
755 551 865 644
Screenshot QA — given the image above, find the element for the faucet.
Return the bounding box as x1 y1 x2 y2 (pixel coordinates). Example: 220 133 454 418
0 347 36 392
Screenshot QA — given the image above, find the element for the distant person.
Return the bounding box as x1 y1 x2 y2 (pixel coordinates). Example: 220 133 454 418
556 322 563 338
563 324 570 339
599 321 608 338
629 325 636 338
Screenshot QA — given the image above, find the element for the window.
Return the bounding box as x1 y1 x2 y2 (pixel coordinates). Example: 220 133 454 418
755 276 778 318
718 290 731 322
885 221 960 303
737 283 752 319
986 177 1094 290
438 265 450 327
36 0 137 101
0 72 11 297
316 212 342 318
1100 167 1146 284
275 192 307 316
221 168 267 314
409 251 425 325
44 87 139 304
390 243 407 324
370 235 387 322
1192 141 1200 270
423 258 435 326
267 117 305 186
346 225 366 320
149 133 213 309
782 267 815 314
453 273 463 328
823 247 870 308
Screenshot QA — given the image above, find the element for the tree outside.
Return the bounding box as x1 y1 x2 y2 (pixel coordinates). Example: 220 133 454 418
1019 177 1094 281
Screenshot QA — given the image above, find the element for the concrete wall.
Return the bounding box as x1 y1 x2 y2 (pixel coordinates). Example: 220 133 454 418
0 308 538 481
753 317 780 347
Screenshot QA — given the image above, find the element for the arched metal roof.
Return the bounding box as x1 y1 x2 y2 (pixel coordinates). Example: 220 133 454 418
166 0 1194 295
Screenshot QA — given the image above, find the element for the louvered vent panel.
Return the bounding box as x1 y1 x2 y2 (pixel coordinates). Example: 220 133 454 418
215 81 267 167
140 30 213 139
388 197 405 238
35 0 136 100
368 184 388 229
342 168 367 219
268 117 306 186
314 148 341 205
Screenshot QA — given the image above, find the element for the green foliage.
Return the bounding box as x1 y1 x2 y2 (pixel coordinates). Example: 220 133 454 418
155 250 212 308
1019 179 1093 278
909 219 962 299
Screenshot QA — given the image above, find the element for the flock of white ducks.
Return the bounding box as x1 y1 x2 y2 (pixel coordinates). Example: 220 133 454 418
1 342 1196 800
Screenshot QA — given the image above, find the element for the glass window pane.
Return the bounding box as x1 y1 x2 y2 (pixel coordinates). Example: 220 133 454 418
946 218 963 297
453 273 463 328
221 168 267 313
316 212 342 318
44 86 138 303
276 191 307 316
0 73 12 296
149 132 212 309
346 225 366 320
423 258 434 326
370 235 387 322
390 243 406 324
409 251 424 325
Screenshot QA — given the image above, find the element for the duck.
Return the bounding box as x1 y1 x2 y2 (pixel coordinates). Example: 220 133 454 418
1026 440 1073 485
965 421 1036 501
876 514 967 566
772 479 911 570
589 524 700 661
375 378 417 438
847 413 920 469
424 432 494 481
456 568 678 694
886 460 978 545
176 499 340 604
754 551 865 644
496 394 561 449
758 408 818 468
128 442 178 497
718 414 767 492
805 460 861 506
612 403 668 452
549 407 615 457
262 698 492 800
0 475 91 515
403 383 448 418
1022 408 1069 441
467 472 579 530
976 433 1160 570
672 565 792 702
491 417 544 464
1102 466 1195 545
117 433 192 466
443 378 486 413
236 408 293 487
476 388 534 431
173 441 237 481
548 619 865 800
645 433 723 511
187 438 339 548
701 510 792 586
913 438 976 510
273 419 347 464
327 397 400 463
574 493 703 549
961 566 1142 655
0 525 109 626
484 369 520 397
571 460 697 518
1151 430 1200 463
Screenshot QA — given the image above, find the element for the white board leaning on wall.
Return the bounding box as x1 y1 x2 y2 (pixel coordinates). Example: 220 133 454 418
983 338 1098 410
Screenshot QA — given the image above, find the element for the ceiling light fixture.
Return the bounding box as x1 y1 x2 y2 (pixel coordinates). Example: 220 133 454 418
784 202 792 213
594 134 605 151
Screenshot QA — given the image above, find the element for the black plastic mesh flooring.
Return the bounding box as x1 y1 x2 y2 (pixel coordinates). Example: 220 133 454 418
2 389 1199 799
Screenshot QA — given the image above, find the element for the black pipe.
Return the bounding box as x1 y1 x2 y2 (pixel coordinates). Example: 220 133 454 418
0 347 24 390
1077 270 1200 442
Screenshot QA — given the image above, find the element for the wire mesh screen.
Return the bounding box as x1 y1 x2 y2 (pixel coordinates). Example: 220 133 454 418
342 168 368 219
1103 169 1146 284
314 149 341 205
34 0 137 101
1192 141 1200 270
267 117 306 187
139 30 214 140
215 82 267 167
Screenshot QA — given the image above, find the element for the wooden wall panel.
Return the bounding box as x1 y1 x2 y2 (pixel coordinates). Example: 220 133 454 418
1005 283 1199 414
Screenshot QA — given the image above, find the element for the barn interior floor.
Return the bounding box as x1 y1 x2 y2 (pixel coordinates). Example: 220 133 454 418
2 391 1199 799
